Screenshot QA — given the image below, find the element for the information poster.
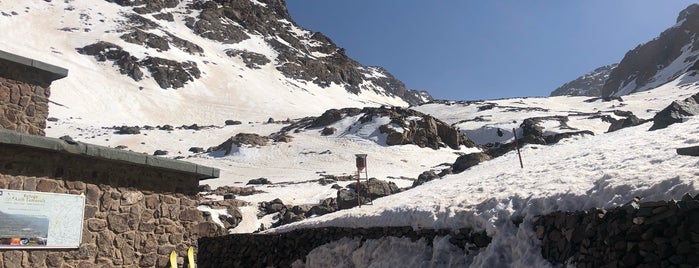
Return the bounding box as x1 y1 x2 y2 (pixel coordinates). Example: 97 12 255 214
0 189 85 248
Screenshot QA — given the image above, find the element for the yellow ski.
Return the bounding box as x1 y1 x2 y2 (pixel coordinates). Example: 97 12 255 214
187 247 195 268
170 250 178 268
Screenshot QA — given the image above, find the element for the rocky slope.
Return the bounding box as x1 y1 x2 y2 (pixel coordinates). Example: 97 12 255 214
550 64 617 97
82 0 431 104
602 4 699 97
0 0 431 125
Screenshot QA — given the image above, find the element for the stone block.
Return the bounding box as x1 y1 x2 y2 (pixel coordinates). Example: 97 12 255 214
87 218 108 232
28 251 48 267
121 191 144 205
36 179 60 192
3 251 23 268
85 184 100 206
107 213 130 233
46 253 64 267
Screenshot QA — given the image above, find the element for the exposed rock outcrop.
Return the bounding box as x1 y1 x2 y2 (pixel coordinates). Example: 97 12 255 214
602 4 699 96
98 0 433 104
209 133 269 155
550 64 617 97
649 92 699 130
452 153 491 174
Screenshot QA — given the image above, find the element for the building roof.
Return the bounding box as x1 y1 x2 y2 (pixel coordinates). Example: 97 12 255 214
0 128 220 180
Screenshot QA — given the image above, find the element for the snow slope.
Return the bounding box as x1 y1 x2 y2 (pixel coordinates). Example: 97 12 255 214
0 0 408 126
275 78 699 267
43 69 699 266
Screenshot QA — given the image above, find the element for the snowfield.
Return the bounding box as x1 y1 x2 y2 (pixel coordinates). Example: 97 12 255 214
44 72 699 266
3 0 699 266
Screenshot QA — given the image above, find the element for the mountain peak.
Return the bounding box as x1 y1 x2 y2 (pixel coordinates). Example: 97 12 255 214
677 3 699 23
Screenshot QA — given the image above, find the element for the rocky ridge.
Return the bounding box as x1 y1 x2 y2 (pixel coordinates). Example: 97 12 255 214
550 64 618 97
78 0 431 105
602 4 699 97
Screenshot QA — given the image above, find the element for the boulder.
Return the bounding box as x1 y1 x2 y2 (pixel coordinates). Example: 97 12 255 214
452 153 491 173
189 147 205 153
649 93 699 130
412 171 440 187
247 178 271 185
116 125 140 135
321 127 336 136
607 113 644 132
336 189 372 210
306 198 337 217
218 207 243 229
225 120 242 125
347 178 400 200
210 133 269 155
311 109 344 127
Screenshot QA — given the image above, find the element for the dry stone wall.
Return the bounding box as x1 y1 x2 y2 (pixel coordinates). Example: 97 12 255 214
0 77 50 136
0 144 222 267
535 194 699 267
197 226 491 268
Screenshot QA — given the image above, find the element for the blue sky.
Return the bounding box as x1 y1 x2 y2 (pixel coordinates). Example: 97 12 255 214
286 1 697 101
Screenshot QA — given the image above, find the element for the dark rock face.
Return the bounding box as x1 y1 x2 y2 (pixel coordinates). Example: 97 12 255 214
607 111 647 132
78 0 433 104
280 106 476 150
141 57 200 89
602 4 699 97
550 64 618 97
225 49 271 69
102 0 431 105
77 42 200 89
77 42 143 81
649 92 699 130
452 153 491 174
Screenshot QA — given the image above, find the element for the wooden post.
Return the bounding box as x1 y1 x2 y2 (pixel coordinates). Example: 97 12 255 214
513 128 523 168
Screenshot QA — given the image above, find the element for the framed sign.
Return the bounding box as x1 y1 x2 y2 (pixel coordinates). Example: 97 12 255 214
0 189 85 249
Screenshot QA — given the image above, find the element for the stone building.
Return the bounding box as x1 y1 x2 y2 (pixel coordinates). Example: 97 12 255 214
0 50 67 136
0 51 221 267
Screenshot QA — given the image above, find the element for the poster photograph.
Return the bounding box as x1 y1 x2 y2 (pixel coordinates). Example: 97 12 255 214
0 189 85 248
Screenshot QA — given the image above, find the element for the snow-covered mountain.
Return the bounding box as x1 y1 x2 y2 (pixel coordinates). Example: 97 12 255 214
4 1 699 267
549 64 617 97
602 3 699 97
0 0 430 125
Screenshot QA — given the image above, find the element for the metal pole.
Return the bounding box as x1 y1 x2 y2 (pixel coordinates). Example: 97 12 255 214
356 169 361 208
513 128 524 168
366 162 372 205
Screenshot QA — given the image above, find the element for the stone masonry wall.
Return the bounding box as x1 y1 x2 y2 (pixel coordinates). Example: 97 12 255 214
198 226 491 268
534 194 699 267
0 77 51 136
0 144 222 267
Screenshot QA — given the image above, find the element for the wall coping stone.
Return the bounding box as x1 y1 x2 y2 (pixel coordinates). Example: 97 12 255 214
0 50 68 82
0 128 220 179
